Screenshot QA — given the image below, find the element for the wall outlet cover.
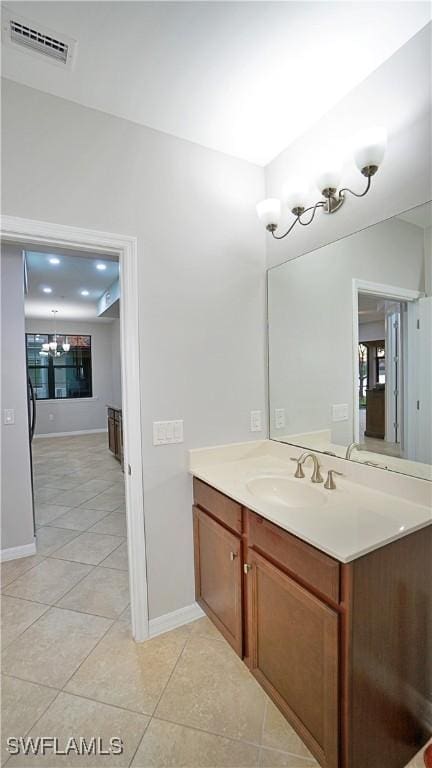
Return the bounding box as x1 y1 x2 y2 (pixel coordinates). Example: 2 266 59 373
153 419 184 445
250 410 262 432
275 408 286 429
332 403 349 422
4 409 15 425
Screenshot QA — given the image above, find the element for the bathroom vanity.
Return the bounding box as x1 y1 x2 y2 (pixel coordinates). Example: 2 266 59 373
190 443 432 768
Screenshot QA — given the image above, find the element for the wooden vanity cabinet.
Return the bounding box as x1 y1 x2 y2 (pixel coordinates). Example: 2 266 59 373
192 479 432 768
247 548 339 768
193 479 243 655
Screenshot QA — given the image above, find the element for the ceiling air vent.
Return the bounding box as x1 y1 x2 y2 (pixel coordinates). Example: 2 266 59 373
2 8 77 68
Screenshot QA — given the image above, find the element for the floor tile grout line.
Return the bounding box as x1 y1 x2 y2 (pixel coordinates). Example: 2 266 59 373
1 597 51 651
42 506 118 532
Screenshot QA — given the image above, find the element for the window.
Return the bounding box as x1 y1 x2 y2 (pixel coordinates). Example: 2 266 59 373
26 333 92 400
358 343 368 407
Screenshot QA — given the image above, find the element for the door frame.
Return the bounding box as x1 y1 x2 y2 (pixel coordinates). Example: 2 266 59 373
352 279 423 444
1 215 149 642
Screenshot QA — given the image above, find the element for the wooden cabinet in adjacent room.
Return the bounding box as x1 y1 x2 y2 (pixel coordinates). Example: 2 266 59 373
107 406 123 467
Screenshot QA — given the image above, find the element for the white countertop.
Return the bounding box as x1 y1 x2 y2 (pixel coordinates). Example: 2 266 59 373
189 440 432 563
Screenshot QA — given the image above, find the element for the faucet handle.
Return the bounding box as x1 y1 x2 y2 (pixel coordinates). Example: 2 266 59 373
324 469 343 490
290 457 305 479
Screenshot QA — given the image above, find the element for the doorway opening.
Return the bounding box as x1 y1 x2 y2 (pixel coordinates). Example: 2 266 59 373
1 216 148 641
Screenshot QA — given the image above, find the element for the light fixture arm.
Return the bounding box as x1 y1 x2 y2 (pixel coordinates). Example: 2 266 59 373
270 201 325 240
338 171 372 200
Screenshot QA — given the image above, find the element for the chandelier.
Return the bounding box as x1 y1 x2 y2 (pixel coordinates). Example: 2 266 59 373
256 126 387 240
40 310 70 358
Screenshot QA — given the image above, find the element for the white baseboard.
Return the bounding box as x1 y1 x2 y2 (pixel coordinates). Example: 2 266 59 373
148 602 204 639
34 429 108 439
1 540 37 562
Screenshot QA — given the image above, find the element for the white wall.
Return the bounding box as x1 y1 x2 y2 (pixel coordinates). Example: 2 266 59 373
1 245 35 552
265 25 432 270
268 217 425 445
1 79 267 619
25 318 120 435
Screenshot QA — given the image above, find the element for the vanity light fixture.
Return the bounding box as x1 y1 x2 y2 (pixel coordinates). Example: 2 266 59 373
81 289 89 296
96 263 107 270
257 126 387 240
48 257 60 265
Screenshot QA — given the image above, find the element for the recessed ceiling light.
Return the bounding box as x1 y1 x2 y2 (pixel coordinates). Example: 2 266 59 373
96 263 107 271
42 287 52 293
49 257 60 265
81 290 89 296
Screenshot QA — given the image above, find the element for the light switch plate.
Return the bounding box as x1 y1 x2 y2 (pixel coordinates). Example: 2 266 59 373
275 408 285 429
4 409 15 425
153 420 184 445
332 403 349 422
250 410 262 432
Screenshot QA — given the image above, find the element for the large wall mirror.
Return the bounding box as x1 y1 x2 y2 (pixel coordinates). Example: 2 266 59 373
268 201 432 481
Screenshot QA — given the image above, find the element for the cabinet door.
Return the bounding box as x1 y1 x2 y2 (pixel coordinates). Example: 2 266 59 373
108 416 117 455
193 506 243 656
247 549 339 768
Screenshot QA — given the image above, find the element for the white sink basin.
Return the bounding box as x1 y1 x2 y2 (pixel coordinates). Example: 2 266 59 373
246 475 327 508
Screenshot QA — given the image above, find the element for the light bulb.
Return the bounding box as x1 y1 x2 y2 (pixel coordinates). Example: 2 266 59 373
316 162 342 195
282 178 309 214
353 126 387 175
62 343 70 352
256 198 281 231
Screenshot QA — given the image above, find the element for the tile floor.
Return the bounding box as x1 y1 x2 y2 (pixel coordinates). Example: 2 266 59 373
1 434 430 767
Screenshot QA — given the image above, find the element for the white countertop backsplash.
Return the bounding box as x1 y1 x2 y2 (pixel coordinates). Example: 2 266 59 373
189 440 432 563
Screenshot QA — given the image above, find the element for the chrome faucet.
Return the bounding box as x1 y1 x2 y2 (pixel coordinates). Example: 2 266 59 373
345 442 366 460
291 452 323 483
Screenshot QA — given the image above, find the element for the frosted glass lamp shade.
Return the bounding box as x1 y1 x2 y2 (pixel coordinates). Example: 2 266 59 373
49 341 58 352
282 178 309 213
316 164 341 194
256 198 281 230
42 343 50 351
354 126 387 173
62 342 70 352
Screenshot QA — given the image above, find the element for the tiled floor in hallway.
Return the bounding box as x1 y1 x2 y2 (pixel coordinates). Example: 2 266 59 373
1 435 430 767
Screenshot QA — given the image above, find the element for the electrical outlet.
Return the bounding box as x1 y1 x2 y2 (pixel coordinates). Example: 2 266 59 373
153 420 184 445
275 408 285 429
250 410 262 432
4 409 15 425
332 403 348 422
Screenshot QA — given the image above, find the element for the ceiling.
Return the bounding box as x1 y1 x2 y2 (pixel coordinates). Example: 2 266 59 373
24 249 119 322
2 1 431 165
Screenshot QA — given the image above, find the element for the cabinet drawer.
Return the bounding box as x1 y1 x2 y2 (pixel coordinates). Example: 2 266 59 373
247 510 340 604
193 478 242 535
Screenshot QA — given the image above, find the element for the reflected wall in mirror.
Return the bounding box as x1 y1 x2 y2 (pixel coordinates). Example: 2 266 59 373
268 201 432 481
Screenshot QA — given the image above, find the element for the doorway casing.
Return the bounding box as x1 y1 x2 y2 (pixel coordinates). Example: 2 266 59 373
1 215 149 642
352 278 423 447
